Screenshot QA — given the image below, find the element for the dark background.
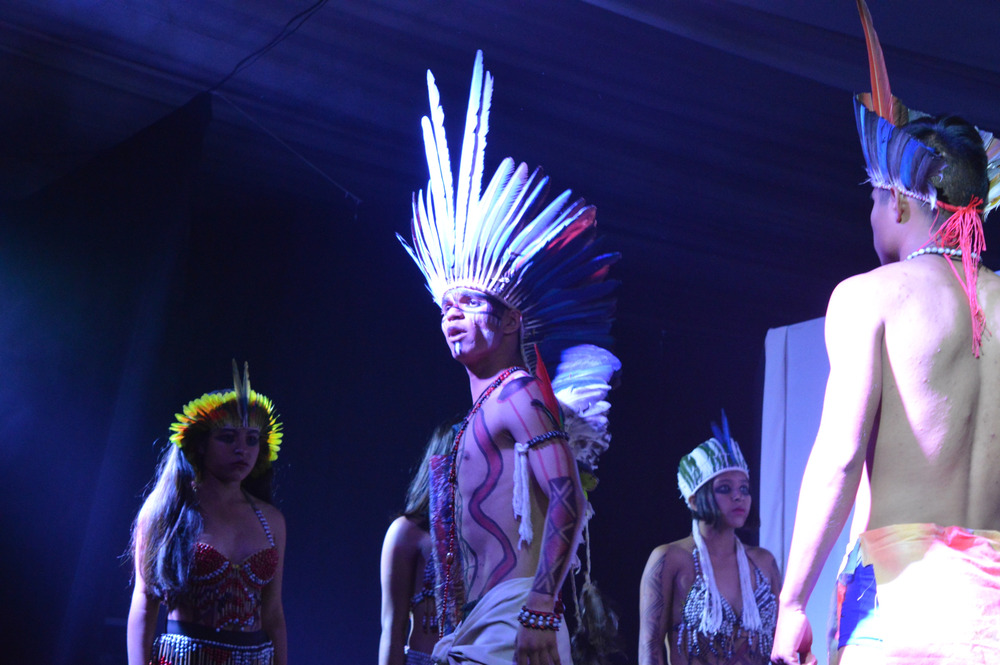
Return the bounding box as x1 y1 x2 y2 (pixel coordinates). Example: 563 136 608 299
1 2 999 663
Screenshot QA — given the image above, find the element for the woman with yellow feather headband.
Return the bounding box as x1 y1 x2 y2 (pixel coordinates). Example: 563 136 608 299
127 362 287 665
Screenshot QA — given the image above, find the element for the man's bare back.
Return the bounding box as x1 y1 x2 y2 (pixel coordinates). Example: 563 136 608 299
839 256 1000 532
771 18 1000 659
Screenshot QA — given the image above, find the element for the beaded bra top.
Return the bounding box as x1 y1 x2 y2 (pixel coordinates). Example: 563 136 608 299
183 498 278 631
409 555 439 634
410 556 435 608
676 548 776 664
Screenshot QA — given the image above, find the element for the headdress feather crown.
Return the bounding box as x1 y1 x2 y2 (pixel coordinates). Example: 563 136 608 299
677 410 749 501
854 0 1000 215
397 50 619 372
169 360 283 475
855 0 999 356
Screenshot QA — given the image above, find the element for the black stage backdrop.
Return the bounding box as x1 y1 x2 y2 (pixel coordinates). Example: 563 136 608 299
3 3 998 660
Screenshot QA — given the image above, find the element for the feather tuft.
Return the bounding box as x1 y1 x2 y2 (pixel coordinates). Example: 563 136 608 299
400 50 618 376
856 0 895 121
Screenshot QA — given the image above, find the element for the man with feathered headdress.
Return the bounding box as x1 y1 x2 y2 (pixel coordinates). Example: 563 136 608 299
772 3 1000 664
398 51 620 665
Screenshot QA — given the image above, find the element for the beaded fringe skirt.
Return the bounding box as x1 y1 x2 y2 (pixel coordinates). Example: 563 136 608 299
151 620 274 665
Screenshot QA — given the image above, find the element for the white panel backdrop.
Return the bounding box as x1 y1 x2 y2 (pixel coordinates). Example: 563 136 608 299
760 317 855 665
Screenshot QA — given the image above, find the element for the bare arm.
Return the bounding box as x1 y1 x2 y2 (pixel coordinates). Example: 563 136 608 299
515 438 584 665
638 546 673 665
761 548 783 601
504 377 585 665
772 277 883 664
525 440 585 604
379 517 421 665
260 506 288 665
126 528 161 665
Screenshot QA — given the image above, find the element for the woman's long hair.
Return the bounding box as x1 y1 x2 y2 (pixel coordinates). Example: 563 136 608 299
402 417 459 531
130 441 202 605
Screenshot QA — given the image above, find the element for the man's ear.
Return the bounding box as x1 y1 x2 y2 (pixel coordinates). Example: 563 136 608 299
502 307 522 335
890 188 909 223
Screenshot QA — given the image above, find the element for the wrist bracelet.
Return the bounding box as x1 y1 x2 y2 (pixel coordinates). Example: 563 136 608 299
517 605 562 630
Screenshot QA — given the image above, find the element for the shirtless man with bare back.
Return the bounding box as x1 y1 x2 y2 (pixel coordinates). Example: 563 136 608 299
771 30 1000 663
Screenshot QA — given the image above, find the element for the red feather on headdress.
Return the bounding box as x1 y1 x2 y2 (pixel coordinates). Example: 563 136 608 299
856 0 895 122
533 343 563 428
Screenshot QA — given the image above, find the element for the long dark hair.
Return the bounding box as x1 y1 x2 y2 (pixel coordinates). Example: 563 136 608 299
402 417 460 531
130 441 201 604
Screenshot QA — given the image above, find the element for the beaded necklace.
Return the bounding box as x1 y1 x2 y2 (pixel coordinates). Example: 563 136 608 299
904 241 987 357
904 245 979 262
440 365 526 629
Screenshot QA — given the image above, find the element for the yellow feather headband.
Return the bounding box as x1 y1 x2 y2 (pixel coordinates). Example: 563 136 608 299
169 360 283 474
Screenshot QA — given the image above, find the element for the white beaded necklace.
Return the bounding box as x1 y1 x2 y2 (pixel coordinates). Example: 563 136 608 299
904 246 979 262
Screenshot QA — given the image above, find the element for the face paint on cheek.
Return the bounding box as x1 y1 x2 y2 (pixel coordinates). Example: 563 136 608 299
474 312 497 346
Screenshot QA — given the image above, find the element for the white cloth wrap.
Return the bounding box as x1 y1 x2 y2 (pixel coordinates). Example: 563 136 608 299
513 442 533 548
431 577 572 665
691 520 762 635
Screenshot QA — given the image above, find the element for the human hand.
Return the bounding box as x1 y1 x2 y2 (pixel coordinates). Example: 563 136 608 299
514 623 561 665
770 605 817 664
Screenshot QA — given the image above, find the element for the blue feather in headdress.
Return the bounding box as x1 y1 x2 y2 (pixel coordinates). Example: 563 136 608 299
710 409 729 449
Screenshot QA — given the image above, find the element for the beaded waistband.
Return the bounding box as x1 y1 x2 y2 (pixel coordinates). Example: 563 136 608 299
166 620 270 646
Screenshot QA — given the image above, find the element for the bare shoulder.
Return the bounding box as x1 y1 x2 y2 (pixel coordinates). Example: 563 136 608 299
383 515 425 552
823 268 896 344
254 500 287 541
492 369 562 436
745 544 778 571
979 266 1000 285
828 267 896 313
641 539 695 606
495 370 546 408
746 544 783 588
646 537 695 572
255 499 284 522
978 265 1000 305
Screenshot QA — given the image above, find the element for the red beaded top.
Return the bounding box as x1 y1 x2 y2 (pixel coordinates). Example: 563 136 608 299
185 542 278 631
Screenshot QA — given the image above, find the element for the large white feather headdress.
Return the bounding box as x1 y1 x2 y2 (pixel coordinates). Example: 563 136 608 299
397 50 619 372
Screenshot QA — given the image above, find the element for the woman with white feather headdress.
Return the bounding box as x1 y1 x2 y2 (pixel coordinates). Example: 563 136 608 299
639 412 781 665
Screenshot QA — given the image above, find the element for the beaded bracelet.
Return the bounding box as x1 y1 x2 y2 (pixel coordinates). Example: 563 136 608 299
524 430 569 449
517 605 562 630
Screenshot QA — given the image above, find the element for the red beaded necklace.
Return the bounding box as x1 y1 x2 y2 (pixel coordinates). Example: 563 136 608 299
440 365 526 632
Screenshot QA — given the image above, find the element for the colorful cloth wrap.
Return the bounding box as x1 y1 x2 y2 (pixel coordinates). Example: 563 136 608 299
150 620 273 665
430 577 572 665
835 523 1000 663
